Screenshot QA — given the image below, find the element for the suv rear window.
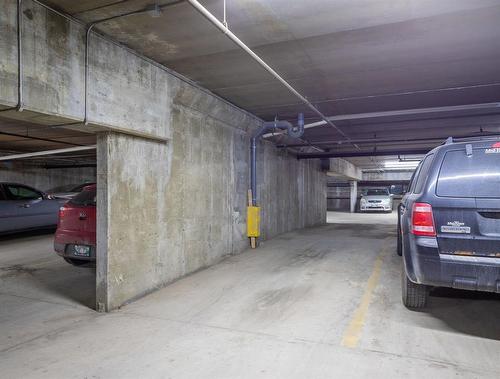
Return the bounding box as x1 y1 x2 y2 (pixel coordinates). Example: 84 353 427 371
436 147 500 198
69 187 96 206
414 154 434 194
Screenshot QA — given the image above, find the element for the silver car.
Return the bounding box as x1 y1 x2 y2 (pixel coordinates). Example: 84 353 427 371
0 182 66 234
360 188 393 212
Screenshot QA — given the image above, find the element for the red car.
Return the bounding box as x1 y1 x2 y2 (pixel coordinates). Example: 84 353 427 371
54 184 96 266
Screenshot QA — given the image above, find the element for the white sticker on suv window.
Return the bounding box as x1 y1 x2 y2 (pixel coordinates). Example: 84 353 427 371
485 148 500 154
441 221 471 234
485 143 500 154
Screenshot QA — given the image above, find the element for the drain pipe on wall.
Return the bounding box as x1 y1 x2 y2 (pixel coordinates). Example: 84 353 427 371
16 0 23 112
246 113 304 248
250 113 304 206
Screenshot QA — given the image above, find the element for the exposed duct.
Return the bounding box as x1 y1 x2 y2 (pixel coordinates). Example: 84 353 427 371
251 114 304 206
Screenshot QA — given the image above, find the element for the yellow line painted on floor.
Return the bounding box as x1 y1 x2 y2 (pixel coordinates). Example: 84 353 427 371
341 238 390 349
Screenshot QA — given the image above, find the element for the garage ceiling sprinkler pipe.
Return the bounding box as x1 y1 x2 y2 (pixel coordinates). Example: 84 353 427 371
0 145 96 162
251 113 304 206
186 0 357 149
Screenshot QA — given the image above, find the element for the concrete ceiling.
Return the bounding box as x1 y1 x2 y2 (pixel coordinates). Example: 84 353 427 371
0 116 96 167
38 0 500 168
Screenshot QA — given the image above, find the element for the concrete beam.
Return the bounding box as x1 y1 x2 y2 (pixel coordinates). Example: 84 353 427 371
362 170 414 181
0 0 260 139
327 158 362 181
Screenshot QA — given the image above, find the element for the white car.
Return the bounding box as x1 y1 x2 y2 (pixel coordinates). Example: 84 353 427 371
360 188 393 212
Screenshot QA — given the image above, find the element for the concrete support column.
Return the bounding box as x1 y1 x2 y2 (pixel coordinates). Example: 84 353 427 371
96 132 170 312
96 133 110 312
349 181 358 213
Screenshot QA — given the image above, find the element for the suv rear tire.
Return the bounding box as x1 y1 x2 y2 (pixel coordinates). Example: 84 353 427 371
396 217 403 256
402 265 428 309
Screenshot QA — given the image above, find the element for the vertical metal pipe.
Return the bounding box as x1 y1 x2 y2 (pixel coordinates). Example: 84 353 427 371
250 116 303 207
223 0 227 27
251 136 257 206
17 0 24 112
84 24 96 125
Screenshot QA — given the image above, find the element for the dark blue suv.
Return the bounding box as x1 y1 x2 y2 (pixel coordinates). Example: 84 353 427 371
398 137 500 308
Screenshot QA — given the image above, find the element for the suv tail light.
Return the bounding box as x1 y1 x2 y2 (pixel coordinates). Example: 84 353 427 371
411 202 436 237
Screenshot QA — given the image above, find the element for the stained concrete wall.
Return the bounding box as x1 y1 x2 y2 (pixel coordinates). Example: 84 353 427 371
97 98 326 311
0 162 96 191
327 185 350 212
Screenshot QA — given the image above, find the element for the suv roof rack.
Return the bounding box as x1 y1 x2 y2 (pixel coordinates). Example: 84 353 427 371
443 134 500 145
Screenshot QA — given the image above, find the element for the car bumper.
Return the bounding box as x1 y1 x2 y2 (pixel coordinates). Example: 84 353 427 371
54 242 96 261
360 205 392 211
54 230 96 262
404 235 500 293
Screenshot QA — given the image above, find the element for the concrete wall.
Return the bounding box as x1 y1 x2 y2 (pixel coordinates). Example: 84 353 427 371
96 91 326 310
0 162 96 191
327 185 350 211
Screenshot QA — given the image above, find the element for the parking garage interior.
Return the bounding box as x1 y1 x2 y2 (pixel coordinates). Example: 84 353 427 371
1 0 500 377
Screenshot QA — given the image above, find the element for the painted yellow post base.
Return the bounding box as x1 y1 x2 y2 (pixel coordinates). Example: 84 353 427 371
247 206 261 238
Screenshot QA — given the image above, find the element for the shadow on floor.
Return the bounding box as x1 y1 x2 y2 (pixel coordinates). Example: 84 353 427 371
423 288 500 340
0 228 56 242
0 229 96 310
36 264 96 310
5 263 96 310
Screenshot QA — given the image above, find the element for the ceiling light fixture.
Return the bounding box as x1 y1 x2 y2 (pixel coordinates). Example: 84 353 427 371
384 160 420 169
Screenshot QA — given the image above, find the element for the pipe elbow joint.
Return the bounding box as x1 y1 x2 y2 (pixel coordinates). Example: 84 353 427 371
288 112 304 138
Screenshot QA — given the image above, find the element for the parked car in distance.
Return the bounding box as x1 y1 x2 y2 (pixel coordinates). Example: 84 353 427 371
46 182 95 200
0 182 66 234
398 138 500 309
360 188 393 212
54 184 96 266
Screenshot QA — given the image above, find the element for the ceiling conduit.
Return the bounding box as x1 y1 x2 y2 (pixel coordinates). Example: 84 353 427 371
0 0 24 114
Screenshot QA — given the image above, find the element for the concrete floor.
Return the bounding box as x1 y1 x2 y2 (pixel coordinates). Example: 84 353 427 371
0 213 499 378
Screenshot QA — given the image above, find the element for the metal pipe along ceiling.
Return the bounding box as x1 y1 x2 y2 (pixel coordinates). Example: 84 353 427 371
186 0 358 149
0 145 97 161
